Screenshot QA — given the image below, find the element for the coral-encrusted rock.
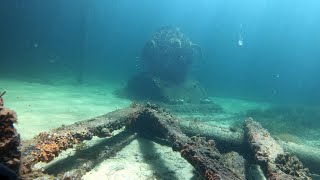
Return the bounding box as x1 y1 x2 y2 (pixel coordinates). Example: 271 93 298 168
0 106 21 175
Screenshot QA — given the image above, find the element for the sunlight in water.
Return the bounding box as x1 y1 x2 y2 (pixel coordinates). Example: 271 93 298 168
238 38 243 46
238 24 244 46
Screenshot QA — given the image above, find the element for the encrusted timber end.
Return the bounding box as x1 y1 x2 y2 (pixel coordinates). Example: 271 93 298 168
179 136 242 180
126 106 242 180
21 106 141 174
244 117 311 180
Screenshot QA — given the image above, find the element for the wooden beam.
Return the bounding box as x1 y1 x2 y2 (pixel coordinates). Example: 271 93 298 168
127 106 243 180
244 118 311 179
20 106 141 176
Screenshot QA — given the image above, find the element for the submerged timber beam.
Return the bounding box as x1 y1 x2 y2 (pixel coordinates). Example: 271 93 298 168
180 120 320 174
278 140 320 175
127 105 243 180
180 121 244 151
21 104 243 179
244 118 311 179
1 102 317 179
20 106 141 177
46 130 137 179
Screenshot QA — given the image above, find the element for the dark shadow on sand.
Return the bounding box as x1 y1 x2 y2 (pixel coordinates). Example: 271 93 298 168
44 130 135 175
137 137 200 180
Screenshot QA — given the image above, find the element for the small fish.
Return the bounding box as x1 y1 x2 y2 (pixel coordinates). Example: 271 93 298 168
0 164 18 180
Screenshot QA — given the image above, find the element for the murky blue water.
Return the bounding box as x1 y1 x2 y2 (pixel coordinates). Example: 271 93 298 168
1 0 320 177
2 0 320 104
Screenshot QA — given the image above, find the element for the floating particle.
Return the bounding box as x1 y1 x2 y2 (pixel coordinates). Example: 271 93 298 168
238 39 243 46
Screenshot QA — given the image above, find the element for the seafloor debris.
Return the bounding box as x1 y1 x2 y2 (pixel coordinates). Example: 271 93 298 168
20 104 243 179
275 153 309 177
0 91 21 177
1 102 316 179
180 117 320 174
220 151 246 179
126 106 243 179
180 119 245 152
20 106 142 177
45 130 137 179
244 118 311 179
277 139 320 174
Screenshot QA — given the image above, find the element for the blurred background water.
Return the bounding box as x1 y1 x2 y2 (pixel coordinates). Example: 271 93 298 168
1 1 320 178
1 0 320 103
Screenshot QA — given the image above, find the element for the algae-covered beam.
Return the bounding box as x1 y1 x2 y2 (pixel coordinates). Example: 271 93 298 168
244 118 311 179
180 119 320 174
180 121 244 151
278 140 320 175
127 106 242 180
18 104 318 179
20 106 141 175
21 130 137 180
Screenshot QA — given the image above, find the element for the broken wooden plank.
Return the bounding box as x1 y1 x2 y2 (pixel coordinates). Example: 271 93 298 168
49 130 137 179
179 120 245 151
278 139 320 174
15 103 318 179
180 119 320 174
244 117 311 180
20 106 141 176
127 105 243 180
20 130 137 180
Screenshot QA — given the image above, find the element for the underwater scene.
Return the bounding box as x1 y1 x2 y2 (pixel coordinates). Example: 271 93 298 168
1 0 320 179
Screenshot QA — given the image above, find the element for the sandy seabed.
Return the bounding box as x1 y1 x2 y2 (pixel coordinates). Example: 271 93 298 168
1 78 197 179
1 78 131 140
82 137 197 180
1 78 319 179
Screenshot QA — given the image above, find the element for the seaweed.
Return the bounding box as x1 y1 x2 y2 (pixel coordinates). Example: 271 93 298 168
0 91 6 97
